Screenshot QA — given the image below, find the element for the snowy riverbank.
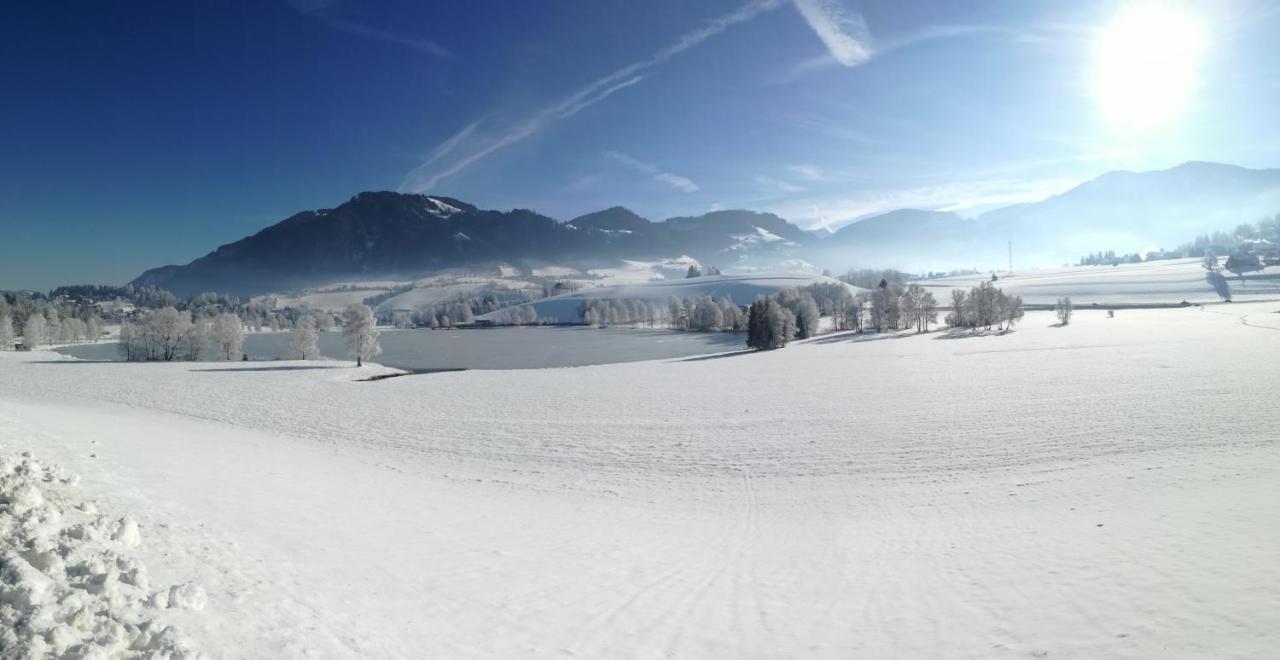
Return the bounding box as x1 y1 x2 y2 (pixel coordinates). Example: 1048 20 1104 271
1 303 1279 657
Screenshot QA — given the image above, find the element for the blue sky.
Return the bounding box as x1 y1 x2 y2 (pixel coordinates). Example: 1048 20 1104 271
3 0 1279 290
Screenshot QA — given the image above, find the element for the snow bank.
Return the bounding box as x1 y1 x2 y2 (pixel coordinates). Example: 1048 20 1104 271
0 451 205 658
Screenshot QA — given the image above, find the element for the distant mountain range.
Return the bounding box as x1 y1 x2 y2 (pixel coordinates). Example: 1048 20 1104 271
133 161 1280 296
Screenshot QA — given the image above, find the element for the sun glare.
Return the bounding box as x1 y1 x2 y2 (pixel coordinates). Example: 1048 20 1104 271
1093 3 1207 132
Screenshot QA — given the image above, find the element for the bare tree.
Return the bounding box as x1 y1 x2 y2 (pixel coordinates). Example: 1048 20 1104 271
899 285 921 332
919 290 938 332
946 289 967 328
1055 297 1073 326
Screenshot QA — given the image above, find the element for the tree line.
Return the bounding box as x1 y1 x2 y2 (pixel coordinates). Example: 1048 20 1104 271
943 282 1025 331
117 303 384 365
1083 213 1280 265
0 294 103 350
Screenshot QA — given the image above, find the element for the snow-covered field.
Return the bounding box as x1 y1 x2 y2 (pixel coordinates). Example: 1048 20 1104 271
481 273 858 323
2 302 1279 657
918 258 1280 305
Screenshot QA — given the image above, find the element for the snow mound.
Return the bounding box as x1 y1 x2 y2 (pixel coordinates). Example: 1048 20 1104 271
0 452 205 658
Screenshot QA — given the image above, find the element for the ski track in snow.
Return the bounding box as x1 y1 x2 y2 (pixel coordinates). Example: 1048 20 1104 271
0 303 1278 657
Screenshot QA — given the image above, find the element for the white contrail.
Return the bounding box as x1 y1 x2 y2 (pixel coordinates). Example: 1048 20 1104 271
400 0 786 193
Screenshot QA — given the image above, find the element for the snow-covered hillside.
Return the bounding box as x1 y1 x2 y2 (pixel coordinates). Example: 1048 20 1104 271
918 257 1280 305
2 302 1278 657
480 273 858 323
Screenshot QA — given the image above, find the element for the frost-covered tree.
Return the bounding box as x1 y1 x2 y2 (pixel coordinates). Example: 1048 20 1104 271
746 298 795 350
342 304 382 367
85 315 102 343
42 308 62 345
777 290 821 339
717 296 745 331
1055 297 1073 326
690 296 724 332
22 314 47 348
1201 249 1218 272
0 314 14 350
1004 295 1025 329
118 307 198 361
186 319 212 360
969 281 1001 329
60 317 86 343
289 315 320 360
667 296 687 330
150 307 196 360
211 313 244 360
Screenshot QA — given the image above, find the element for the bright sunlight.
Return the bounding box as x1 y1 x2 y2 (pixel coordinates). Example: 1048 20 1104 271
1093 2 1207 132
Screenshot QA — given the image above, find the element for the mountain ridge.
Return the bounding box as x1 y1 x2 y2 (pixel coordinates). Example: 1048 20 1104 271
132 161 1280 296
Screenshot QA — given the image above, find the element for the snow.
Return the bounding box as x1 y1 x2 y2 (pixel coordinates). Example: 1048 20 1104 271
375 280 536 312
3 301 1279 656
0 451 205 658
530 266 580 278
586 256 701 284
918 257 1280 305
424 196 463 218
257 287 397 312
728 225 789 248
478 273 856 323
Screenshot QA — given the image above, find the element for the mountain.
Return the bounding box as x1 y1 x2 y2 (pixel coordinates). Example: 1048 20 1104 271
133 161 1280 296
133 194 816 296
813 161 1280 270
829 209 965 243
566 206 652 233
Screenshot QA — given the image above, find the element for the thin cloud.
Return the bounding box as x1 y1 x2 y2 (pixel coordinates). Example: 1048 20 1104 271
289 1 451 58
755 175 805 193
786 164 826 181
779 21 1069 83
606 151 700 193
792 0 873 67
655 173 700 193
564 174 600 193
421 119 482 167
400 0 785 192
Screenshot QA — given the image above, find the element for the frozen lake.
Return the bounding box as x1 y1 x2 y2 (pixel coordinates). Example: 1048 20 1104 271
55 326 744 371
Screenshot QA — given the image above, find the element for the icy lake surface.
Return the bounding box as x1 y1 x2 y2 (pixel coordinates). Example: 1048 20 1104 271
55 326 745 370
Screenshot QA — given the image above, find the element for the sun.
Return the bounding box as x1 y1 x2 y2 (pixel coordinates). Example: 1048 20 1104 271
1093 3 1207 132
